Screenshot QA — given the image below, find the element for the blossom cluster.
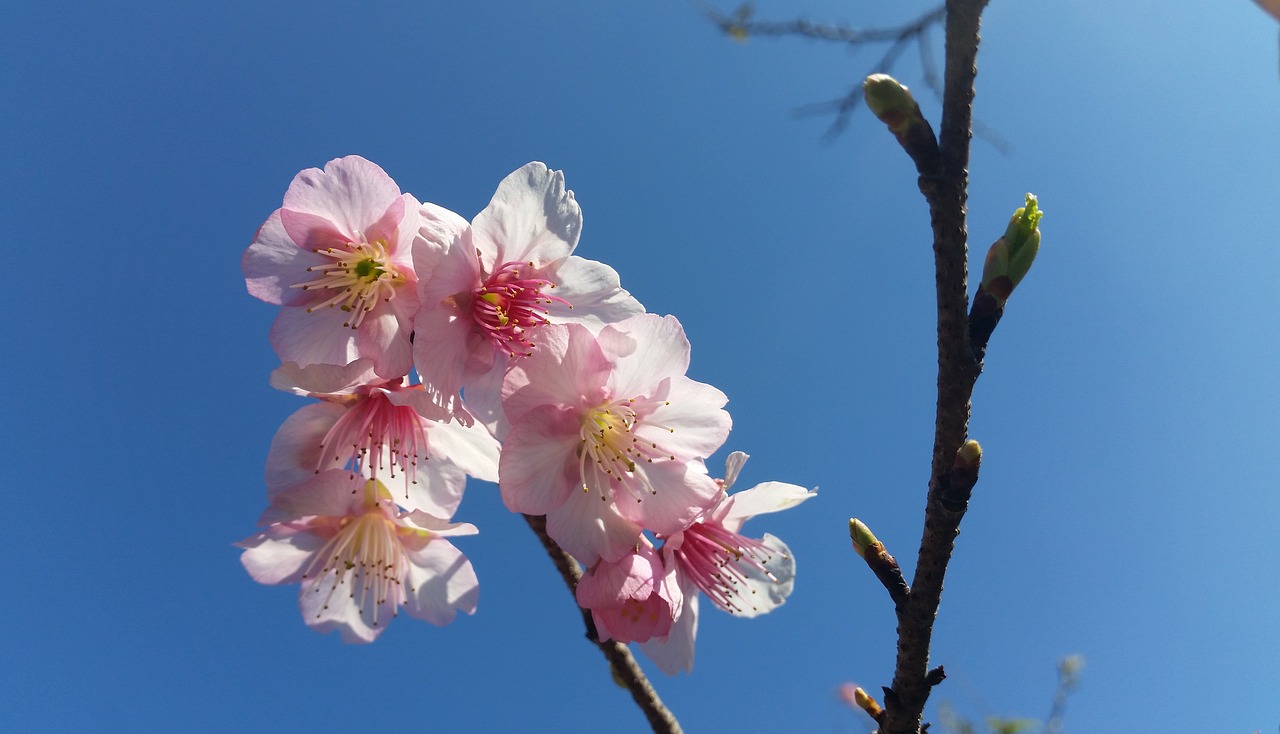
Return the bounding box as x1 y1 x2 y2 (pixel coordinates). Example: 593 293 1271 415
239 155 814 671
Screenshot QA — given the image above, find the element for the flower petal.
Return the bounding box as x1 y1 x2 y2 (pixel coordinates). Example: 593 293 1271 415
237 525 325 585
716 481 817 532
264 402 346 497
498 405 581 515
403 539 480 626
544 255 645 329
545 486 643 565
281 156 403 240
243 211 321 306
472 162 581 269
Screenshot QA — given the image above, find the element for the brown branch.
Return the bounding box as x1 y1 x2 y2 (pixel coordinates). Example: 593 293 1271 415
702 3 945 46
880 1 990 733
522 514 683 734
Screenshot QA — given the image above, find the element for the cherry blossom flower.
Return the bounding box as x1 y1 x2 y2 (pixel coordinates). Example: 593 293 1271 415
412 162 643 424
243 156 430 379
499 314 731 564
641 452 816 674
265 359 499 519
238 472 480 643
575 538 681 644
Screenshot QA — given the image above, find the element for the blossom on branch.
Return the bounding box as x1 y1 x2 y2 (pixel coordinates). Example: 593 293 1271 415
412 162 643 425
499 314 731 564
265 359 499 519
641 452 815 674
238 472 480 643
243 156 427 379
576 538 682 644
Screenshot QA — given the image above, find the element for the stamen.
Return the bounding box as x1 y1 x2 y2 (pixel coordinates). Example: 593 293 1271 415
471 260 570 357
577 398 672 503
291 239 405 329
316 391 430 498
300 503 409 624
673 521 785 615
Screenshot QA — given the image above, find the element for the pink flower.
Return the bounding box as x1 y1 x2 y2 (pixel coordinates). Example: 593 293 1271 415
641 452 816 674
412 162 643 424
499 314 731 564
575 539 681 644
238 472 480 643
243 156 431 379
265 359 500 519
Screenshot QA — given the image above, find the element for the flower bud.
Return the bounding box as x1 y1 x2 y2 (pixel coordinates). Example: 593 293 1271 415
981 194 1042 303
955 439 982 469
848 518 879 559
853 687 884 718
862 74 921 134
863 74 941 175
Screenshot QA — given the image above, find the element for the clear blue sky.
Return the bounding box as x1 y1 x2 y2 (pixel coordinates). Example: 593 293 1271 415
3 1 1277 732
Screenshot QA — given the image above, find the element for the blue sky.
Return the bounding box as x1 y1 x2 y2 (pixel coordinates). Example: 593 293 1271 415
3 1 1278 732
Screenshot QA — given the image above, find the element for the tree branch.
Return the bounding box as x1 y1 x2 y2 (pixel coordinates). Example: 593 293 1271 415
880 1 990 732
522 514 683 734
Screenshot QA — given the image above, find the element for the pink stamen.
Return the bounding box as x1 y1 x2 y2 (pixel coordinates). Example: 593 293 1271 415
672 522 781 615
471 260 570 357
317 391 429 497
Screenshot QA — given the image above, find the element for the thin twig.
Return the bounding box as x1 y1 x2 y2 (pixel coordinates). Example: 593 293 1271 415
522 514 683 734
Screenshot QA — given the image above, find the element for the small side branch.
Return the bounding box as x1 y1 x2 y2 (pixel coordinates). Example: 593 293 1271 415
523 514 683 734
701 3 945 46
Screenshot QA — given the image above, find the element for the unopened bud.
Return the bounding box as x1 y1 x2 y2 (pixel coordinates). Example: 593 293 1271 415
981 194 1042 303
862 74 921 133
853 687 884 718
956 439 982 469
849 518 879 559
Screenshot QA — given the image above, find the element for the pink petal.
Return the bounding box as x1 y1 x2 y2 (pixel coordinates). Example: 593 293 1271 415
633 376 731 461
501 323 611 424
613 460 721 536
601 315 692 399
544 255 645 328
472 162 581 269
640 577 699 675
281 156 404 240
243 211 321 306
498 405 581 515
716 481 817 532
263 470 364 522
403 540 480 626
269 305 361 370
280 207 354 254
545 486 643 565
354 305 414 380
424 418 501 483
269 358 382 397
264 402 346 497
238 526 325 585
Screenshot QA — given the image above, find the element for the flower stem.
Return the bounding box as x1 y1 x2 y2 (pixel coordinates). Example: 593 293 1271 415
523 514 683 734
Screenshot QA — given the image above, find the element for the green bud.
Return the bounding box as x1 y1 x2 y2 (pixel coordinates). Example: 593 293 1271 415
849 518 879 559
981 193 1042 302
1004 193 1042 287
862 74 921 133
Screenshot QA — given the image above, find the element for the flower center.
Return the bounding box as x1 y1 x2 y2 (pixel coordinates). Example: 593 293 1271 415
578 399 674 502
672 521 782 615
317 390 429 498
301 492 408 628
293 238 405 329
471 260 569 358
